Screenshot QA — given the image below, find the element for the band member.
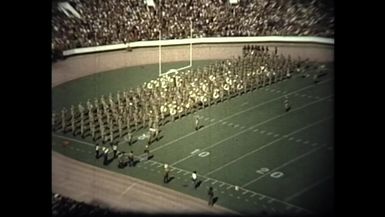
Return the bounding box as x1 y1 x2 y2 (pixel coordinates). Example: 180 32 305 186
61 107 67 132
71 114 76 135
118 117 123 138
80 115 85 138
52 112 56 131
127 131 133 146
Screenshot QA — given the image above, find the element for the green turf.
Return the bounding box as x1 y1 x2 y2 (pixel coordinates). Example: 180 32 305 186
52 60 334 216
52 60 217 111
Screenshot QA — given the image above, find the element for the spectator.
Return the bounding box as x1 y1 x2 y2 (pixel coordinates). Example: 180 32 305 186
52 0 334 56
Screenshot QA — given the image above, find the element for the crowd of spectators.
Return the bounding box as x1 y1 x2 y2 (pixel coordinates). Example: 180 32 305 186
52 0 334 54
52 193 125 216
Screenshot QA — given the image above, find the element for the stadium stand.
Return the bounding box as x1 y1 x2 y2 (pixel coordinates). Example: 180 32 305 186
52 0 334 54
52 193 119 216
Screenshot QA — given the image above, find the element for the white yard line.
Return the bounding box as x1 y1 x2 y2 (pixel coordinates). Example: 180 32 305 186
205 115 332 176
138 80 333 157
284 176 332 201
119 183 137 197
241 145 326 188
172 96 333 167
52 133 314 215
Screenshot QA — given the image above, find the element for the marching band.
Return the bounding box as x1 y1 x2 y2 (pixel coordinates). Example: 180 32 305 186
53 46 326 148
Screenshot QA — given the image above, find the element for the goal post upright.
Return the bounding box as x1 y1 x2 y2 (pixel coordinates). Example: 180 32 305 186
189 19 192 67
159 28 162 77
174 19 193 72
158 0 162 77
158 7 193 76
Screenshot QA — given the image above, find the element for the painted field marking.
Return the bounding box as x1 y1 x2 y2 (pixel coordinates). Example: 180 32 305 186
120 183 136 197
242 145 326 187
285 176 332 201
206 116 333 176
53 132 316 214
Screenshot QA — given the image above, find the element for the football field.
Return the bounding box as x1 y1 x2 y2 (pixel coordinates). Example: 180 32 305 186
52 60 334 216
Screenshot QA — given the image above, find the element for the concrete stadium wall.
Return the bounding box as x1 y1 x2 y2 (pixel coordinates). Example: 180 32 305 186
52 43 334 88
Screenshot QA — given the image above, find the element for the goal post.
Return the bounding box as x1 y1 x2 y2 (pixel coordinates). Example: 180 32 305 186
158 20 193 77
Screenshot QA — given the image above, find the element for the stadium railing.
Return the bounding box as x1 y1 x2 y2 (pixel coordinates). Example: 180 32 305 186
62 36 334 57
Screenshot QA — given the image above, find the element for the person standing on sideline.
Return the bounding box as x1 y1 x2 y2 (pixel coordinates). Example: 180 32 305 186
164 163 170 183
192 171 198 189
195 116 199 131
95 144 99 158
112 142 118 158
128 150 134 167
103 147 109 165
152 123 160 142
284 95 291 112
208 186 214 206
313 73 319 84
144 144 150 160
147 128 153 145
